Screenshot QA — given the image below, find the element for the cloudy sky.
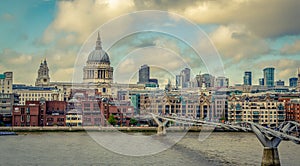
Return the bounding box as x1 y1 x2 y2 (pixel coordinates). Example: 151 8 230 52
1 0 300 86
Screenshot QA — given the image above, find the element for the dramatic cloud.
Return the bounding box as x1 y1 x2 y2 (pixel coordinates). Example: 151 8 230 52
155 0 300 38
42 0 135 45
209 25 269 63
3 0 300 86
255 59 300 82
0 48 77 84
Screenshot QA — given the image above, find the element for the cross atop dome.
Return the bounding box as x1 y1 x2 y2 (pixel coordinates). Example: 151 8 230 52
95 31 102 50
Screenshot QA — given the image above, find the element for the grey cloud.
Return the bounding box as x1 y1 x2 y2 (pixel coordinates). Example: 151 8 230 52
133 0 300 38
133 0 201 11
280 40 300 55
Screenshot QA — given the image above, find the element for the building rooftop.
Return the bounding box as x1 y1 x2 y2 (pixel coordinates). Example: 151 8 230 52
13 84 56 91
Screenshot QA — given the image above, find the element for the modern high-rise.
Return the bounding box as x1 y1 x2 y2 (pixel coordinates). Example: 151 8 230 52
259 78 264 86
243 71 252 85
138 65 150 84
202 74 215 88
289 77 298 87
176 68 191 88
275 80 284 86
0 72 13 93
215 76 229 88
175 75 182 88
263 67 275 87
181 68 190 83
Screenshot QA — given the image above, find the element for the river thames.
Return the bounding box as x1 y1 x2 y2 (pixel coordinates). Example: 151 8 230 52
0 132 299 166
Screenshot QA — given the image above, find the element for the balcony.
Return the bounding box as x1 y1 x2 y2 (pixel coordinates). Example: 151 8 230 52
236 115 242 119
253 111 259 115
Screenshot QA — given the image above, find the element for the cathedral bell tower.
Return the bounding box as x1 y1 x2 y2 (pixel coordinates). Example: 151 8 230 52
35 59 50 86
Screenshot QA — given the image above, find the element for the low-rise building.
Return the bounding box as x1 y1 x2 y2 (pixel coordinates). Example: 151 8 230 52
13 84 64 105
228 94 285 127
285 98 300 123
66 109 82 126
13 101 40 126
0 72 13 94
12 100 67 127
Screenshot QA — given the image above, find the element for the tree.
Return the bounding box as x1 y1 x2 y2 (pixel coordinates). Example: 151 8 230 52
108 115 117 126
130 118 138 126
219 117 226 123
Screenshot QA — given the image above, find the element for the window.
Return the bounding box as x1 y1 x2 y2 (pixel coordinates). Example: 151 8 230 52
57 118 64 122
27 115 30 122
46 117 54 122
21 108 25 114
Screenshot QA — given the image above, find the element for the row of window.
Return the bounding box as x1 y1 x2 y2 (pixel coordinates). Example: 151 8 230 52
19 93 52 97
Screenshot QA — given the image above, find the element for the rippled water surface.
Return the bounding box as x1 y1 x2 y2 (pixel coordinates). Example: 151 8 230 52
0 132 299 166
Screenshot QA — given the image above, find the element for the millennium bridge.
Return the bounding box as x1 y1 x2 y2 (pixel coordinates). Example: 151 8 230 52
150 113 300 166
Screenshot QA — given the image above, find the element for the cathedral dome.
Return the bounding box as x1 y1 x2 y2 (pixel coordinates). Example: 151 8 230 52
87 49 110 63
87 32 110 63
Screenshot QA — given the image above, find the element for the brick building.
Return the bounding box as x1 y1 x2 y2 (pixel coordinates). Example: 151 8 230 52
13 101 40 126
12 100 66 127
285 98 300 123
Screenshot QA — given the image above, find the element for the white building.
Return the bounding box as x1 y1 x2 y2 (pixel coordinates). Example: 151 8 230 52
13 85 64 105
0 72 13 94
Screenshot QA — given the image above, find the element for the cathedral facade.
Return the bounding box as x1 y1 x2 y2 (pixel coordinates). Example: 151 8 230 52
83 33 113 84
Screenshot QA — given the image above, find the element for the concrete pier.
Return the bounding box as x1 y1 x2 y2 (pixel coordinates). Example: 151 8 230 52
151 114 168 135
262 147 280 166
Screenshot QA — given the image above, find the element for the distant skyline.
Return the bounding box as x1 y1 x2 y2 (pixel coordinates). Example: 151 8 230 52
1 0 300 86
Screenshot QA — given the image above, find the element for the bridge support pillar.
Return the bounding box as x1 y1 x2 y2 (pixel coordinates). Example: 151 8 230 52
262 147 280 166
250 124 282 166
152 115 168 136
157 124 167 136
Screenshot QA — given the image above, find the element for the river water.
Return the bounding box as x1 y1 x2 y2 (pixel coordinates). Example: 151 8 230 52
0 131 299 166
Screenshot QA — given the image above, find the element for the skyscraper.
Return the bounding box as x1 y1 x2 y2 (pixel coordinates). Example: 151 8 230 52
243 71 252 85
176 68 191 88
289 77 298 87
181 68 191 83
259 78 264 86
175 75 182 88
263 67 275 87
202 74 215 88
138 64 150 84
215 76 229 88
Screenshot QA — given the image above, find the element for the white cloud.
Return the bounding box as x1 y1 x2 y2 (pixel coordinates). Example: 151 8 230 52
42 0 135 45
209 25 269 63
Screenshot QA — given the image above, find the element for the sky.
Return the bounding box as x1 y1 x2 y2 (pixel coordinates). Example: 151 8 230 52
1 0 300 86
